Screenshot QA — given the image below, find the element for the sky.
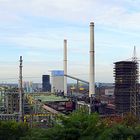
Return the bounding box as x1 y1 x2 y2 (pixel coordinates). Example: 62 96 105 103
0 0 140 83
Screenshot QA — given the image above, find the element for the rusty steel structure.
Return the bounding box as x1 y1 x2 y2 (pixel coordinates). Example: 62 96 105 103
114 61 140 116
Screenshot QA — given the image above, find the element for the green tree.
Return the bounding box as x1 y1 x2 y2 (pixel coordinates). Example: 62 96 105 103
39 111 107 140
0 121 29 140
4 110 139 140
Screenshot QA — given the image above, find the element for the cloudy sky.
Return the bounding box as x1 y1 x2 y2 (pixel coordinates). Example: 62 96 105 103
0 0 140 83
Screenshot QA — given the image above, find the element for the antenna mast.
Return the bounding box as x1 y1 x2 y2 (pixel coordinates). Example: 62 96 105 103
132 46 137 62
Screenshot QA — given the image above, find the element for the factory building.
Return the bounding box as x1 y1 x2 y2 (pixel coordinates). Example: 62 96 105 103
4 92 30 115
42 75 51 92
114 61 139 115
51 70 64 93
4 92 19 114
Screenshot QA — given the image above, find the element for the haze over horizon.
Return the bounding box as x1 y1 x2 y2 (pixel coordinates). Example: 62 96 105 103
0 0 140 83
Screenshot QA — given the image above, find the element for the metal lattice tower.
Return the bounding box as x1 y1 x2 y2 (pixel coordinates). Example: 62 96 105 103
130 61 139 116
130 46 140 116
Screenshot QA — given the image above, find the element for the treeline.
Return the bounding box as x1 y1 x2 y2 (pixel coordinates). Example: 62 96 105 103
1 111 140 140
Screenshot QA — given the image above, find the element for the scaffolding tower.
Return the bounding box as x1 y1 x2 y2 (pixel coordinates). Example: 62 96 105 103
114 61 140 116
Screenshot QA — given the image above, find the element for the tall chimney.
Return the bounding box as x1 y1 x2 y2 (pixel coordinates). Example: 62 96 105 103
64 39 67 95
89 22 95 97
19 56 23 121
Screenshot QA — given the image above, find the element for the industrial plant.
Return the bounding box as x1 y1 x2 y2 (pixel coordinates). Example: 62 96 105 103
0 21 139 128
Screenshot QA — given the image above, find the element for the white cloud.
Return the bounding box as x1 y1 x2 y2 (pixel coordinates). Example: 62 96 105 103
0 0 139 30
0 0 140 48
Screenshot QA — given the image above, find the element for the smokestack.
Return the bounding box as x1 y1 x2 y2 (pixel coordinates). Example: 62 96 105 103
64 39 67 95
19 56 23 121
89 22 95 97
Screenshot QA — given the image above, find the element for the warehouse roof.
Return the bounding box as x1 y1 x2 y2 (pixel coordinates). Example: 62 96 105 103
34 94 69 102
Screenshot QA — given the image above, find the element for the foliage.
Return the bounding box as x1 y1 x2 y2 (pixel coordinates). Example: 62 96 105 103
2 111 140 140
122 112 139 127
20 128 47 140
23 111 108 140
0 121 29 140
102 116 123 127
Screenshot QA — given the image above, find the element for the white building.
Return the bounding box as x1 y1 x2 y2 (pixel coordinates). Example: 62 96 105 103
51 70 64 93
105 88 114 96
